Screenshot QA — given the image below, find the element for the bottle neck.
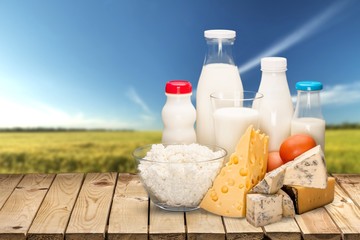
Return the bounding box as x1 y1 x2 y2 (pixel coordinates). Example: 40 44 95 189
166 93 192 103
204 38 236 65
294 90 323 119
259 71 289 92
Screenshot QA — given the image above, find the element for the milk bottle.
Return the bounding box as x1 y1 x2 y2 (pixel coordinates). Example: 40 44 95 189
196 30 243 145
254 57 294 151
162 80 196 144
291 81 325 150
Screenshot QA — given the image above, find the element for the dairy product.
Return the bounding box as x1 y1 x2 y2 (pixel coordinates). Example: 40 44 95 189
282 177 335 214
197 63 243 145
162 80 196 144
246 193 283 227
283 145 327 189
277 189 295 218
200 125 268 217
213 107 259 157
254 57 293 151
252 164 286 194
292 81 325 151
137 144 225 209
291 117 325 150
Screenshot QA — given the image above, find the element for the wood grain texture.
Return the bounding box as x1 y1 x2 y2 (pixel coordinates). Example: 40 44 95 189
295 207 341 240
149 202 185 240
27 173 84 240
325 182 360 240
0 174 23 209
186 209 225 240
108 173 148 240
0 174 55 240
65 172 117 240
263 217 301 240
223 217 263 240
333 174 360 208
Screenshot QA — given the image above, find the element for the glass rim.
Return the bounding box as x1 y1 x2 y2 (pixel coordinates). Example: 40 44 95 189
132 143 227 163
210 90 264 101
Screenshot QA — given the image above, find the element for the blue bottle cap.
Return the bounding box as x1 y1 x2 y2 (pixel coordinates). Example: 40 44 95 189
295 81 323 91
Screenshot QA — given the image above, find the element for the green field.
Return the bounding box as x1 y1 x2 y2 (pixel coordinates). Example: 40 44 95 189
0 131 161 174
0 129 359 174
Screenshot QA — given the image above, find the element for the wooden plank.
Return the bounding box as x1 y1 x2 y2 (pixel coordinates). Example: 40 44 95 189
0 174 23 209
223 217 263 240
333 174 360 207
0 174 55 240
149 202 185 240
27 173 84 240
325 182 360 240
295 207 341 240
263 218 301 240
186 209 225 240
66 172 117 240
108 173 148 240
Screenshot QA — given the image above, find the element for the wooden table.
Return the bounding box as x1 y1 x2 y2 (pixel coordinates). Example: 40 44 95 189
0 173 359 240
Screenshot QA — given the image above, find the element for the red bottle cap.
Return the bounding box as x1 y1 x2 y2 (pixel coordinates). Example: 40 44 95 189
165 80 192 94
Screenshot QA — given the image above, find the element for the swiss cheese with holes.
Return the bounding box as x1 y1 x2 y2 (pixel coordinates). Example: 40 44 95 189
200 125 268 217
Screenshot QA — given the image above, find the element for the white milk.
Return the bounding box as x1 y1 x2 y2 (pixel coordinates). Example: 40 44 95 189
213 107 259 157
254 57 293 151
291 117 325 150
196 63 243 145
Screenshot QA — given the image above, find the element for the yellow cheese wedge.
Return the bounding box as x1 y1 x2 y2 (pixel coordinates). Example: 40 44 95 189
200 125 268 217
282 177 335 214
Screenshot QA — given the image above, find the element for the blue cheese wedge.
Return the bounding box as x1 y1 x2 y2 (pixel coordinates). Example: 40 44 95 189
252 165 286 194
283 145 327 189
277 189 295 218
246 193 282 227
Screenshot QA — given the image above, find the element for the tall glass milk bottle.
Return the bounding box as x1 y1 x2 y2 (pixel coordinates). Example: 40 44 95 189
196 29 243 145
255 57 294 151
291 81 325 150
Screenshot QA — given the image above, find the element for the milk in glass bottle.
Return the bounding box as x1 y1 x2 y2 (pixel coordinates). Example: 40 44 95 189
254 57 294 151
291 81 325 150
196 29 243 145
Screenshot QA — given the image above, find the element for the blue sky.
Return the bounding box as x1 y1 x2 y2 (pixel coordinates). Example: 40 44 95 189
0 0 360 130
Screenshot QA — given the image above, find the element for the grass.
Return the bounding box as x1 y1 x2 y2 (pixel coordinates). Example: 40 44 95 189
0 129 358 174
0 131 161 173
325 129 360 173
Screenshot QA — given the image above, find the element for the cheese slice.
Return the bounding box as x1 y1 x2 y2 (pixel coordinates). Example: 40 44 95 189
282 177 335 214
200 125 268 217
252 164 286 194
246 193 283 227
276 189 295 218
283 145 327 189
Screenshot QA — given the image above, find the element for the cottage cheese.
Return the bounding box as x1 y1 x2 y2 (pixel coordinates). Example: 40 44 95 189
138 144 225 207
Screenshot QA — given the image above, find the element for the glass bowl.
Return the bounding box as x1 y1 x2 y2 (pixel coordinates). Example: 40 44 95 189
133 143 227 212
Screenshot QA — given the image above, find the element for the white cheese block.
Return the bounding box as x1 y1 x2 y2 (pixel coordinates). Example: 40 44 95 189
283 145 327 189
252 165 286 194
277 189 295 218
246 193 283 227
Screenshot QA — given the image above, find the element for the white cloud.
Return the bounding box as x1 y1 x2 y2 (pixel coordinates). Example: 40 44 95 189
0 97 132 129
126 87 151 114
321 81 360 106
126 87 155 121
0 86 158 130
238 1 349 74
291 81 360 107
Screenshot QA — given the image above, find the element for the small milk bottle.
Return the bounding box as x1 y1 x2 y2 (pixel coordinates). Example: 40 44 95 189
196 29 243 145
161 80 196 144
291 81 325 150
255 57 294 151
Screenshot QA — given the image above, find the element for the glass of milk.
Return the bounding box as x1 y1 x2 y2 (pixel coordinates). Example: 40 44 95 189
211 91 263 158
